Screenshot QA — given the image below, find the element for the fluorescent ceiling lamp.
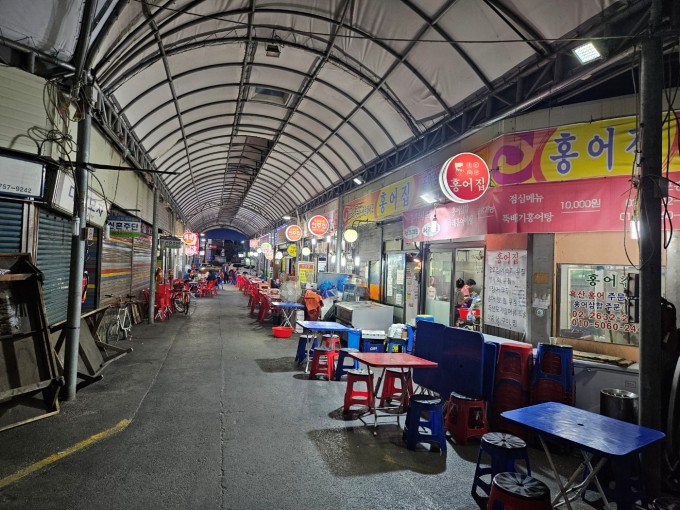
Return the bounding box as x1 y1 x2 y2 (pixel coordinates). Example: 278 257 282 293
572 42 601 64
420 193 437 204
282 215 291 220
353 177 363 185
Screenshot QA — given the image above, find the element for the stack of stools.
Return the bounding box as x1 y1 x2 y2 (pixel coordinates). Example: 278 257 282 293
322 334 341 351
343 369 374 413
378 369 414 408
403 395 447 451
490 343 533 437
334 348 359 380
445 392 488 445
294 335 317 365
487 472 551 510
309 347 338 380
530 343 575 405
471 432 531 498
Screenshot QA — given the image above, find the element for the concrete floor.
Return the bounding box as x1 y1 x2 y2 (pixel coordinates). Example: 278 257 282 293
0 286 601 509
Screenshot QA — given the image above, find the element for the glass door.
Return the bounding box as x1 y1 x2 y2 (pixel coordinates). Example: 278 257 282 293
384 252 405 323
425 251 453 325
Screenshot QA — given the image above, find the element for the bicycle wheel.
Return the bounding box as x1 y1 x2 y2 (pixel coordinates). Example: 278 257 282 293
106 320 121 342
174 296 186 314
183 293 190 315
190 285 201 298
121 310 132 340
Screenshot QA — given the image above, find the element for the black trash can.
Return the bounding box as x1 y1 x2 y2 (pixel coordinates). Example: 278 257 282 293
600 388 639 423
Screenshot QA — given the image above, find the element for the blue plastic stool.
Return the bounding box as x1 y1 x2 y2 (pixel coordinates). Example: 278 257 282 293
402 395 447 451
471 432 531 498
294 335 317 364
334 348 359 380
386 337 407 353
531 343 574 404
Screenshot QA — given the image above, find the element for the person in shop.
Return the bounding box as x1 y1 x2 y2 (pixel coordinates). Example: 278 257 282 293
454 278 470 307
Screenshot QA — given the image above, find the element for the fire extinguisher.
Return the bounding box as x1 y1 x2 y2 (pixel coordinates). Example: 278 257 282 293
81 271 88 304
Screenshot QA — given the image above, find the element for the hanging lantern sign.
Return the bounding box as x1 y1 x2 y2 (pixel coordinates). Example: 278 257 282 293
287 244 297 257
285 224 303 242
439 152 490 203
182 231 198 245
260 242 272 251
308 215 329 236
264 250 274 261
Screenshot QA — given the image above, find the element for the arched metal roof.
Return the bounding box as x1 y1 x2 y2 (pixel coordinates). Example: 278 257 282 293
1 0 676 236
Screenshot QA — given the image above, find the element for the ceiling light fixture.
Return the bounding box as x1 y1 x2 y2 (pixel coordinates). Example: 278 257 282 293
265 43 281 58
282 215 291 220
420 193 437 204
572 42 601 64
353 177 363 185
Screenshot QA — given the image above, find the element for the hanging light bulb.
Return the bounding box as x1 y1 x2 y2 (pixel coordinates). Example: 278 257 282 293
343 228 358 243
311 238 316 245
301 246 311 256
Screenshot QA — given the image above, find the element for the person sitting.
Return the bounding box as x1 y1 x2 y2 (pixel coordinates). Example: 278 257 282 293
206 270 217 282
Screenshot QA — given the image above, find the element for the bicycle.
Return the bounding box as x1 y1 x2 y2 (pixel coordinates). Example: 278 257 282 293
171 282 191 315
104 294 134 342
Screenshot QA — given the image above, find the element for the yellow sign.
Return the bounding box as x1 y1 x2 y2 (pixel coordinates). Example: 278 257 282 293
287 244 297 257
374 176 416 220
297 261 315 284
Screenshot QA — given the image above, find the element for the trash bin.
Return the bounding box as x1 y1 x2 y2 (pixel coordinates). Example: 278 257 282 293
600 388 639 423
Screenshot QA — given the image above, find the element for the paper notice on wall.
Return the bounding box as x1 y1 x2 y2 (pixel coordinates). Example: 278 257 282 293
395 292 403 305
386 281 393 297
483 250 528 334
396 269 405 282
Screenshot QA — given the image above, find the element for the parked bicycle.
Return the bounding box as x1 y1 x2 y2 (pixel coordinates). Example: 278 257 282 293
104 294 134 342
171 282 191 315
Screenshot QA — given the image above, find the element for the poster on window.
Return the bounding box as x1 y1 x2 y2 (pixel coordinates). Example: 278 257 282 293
484 250 527 333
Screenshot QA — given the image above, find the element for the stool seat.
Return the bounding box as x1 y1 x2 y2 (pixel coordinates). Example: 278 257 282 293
343 369 374 413
334 348 359 380
445 391 488 445
403 395 446 452
472 432 531 498
309 347 338 381
378 368 413 408
487 472 551 510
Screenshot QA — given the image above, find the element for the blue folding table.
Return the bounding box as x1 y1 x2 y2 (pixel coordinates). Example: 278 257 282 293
502 402 665 510
270 301 304 328
297 321 353 372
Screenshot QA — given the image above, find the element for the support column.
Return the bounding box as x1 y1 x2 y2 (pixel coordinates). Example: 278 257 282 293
639 0 663 494
63 102 91 401
336 195 344 273
148 183 159 324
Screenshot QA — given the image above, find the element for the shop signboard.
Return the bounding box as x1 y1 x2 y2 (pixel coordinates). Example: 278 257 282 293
160 235 182 249
106 215 142 237
439 152 490 203
287 244 297 257
260 242 271 251
249 239 258 248
182 231 199 256
52 170 107 227
484 250 528 333
307 215 329 236
403 171 680 242
285 225 303 242
0 154 45 200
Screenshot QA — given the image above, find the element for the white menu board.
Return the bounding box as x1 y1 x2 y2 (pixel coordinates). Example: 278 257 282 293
484 250 528 333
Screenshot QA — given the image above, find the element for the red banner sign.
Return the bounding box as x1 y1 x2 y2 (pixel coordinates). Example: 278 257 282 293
285 224 303 242
439 152 490 203
307 215 329 236
403 173 680 242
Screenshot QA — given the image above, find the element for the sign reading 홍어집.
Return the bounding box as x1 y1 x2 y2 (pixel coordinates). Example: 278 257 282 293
285 225 303 242
439 152 490 203
107 215 142 237
307 215 329 236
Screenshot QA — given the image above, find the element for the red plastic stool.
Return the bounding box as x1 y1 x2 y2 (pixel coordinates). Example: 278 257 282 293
322 334 341 351
309 348 338 381
487 472 551 510
378 368 413 407
343 369 374 413
445 392 488 445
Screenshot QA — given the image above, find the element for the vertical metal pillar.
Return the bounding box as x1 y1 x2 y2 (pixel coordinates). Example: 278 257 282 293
148 183 159 324
336 195 344 272
63 102 91 401
639 0 663 494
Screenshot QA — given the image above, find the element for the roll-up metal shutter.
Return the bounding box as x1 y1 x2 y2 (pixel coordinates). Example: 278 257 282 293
100 235 133 305
36 210 72 325
0 200 23 252
131 233 152 298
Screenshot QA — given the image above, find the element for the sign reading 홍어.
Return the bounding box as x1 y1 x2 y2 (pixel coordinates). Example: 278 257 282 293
285 224 303 242
107 215 142 237
439 152 490 203
307 215 329 236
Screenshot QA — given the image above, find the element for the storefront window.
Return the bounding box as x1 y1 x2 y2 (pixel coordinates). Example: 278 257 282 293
425 251 453 325
557 264 658 345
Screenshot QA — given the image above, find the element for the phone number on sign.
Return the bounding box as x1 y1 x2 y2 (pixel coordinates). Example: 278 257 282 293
570 317 639 333
0 183 33 194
